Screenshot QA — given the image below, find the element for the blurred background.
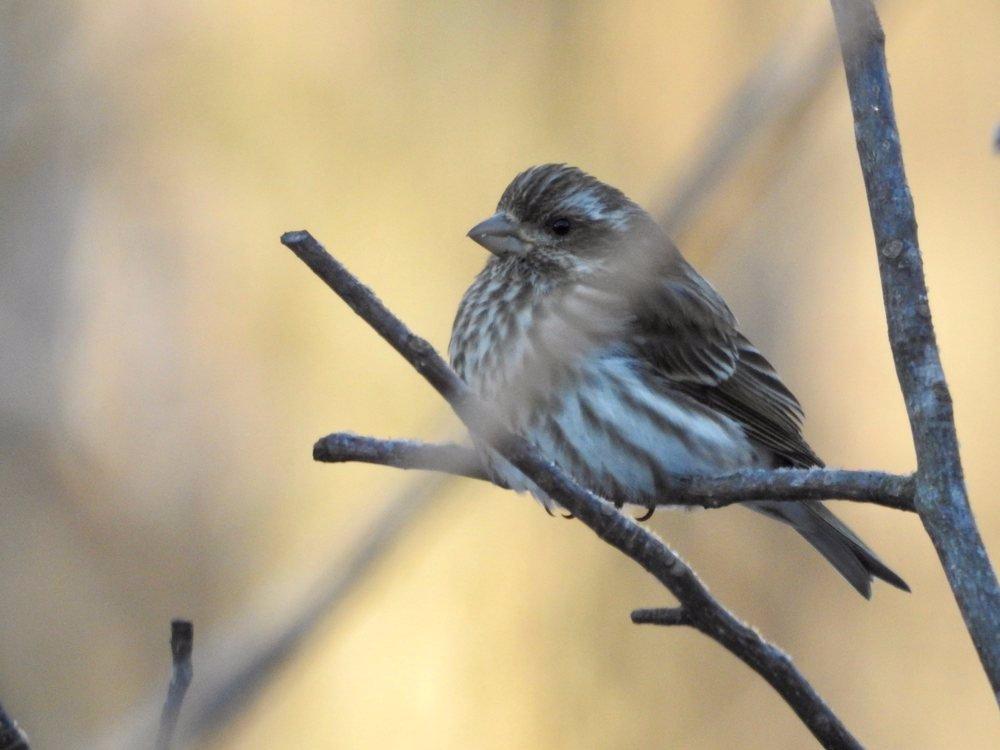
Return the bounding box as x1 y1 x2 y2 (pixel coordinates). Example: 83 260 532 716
2 1 998 748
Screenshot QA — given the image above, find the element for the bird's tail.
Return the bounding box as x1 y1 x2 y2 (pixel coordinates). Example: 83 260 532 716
748 500 909 598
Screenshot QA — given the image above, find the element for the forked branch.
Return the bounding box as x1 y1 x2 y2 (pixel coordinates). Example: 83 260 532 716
830 0 1000 697
281 229 863 750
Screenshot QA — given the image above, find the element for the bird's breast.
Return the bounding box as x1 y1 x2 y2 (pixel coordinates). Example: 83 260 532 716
450 274 760 503
449 268 559 404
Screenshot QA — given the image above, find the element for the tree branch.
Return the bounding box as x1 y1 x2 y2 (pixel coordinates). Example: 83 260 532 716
155 619 193 750
0 703 29 750
314 433 496 483
281 229 864 749
315 432 916 512
631 607 691 627
830 0 1000 699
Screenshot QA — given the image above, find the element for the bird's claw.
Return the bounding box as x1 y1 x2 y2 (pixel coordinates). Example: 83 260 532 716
634 506 656 522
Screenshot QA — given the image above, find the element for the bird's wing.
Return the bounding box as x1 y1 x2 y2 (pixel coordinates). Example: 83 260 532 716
628 264 822 468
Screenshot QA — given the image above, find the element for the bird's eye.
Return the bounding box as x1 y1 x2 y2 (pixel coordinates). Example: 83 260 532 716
550 218 572 236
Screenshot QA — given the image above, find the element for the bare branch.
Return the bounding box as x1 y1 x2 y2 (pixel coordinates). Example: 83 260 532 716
281 229 864 750
0 703 30 750
155 620 193 750
315 432 916 512
314 432 496 484
830 0 1000 699
631 607 690 627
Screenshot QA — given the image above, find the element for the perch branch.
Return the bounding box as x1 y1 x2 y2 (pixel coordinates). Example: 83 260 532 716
281 229 864 750
155 620 193 750
314 432 916 512
830 0 1000 698
315 433 495 483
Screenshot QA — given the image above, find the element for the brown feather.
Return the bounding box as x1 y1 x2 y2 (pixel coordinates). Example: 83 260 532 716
625 258 822 468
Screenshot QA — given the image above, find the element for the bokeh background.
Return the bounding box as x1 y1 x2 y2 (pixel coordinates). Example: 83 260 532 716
2 1 998 748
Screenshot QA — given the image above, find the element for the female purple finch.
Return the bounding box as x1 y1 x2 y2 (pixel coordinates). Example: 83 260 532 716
449 163 907 598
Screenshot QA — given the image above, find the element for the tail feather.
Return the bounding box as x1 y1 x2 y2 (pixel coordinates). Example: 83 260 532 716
749 500 909 598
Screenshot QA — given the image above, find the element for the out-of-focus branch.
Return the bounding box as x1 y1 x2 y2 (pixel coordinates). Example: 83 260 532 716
0 703 30 750
155 620 193 750
281 230 864 750
658 5 841 235
315 432 916 512
182 474 446 744
630 607 690 627
830 0 1000 699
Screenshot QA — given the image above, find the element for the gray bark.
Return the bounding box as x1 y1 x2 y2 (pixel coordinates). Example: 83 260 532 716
830 0 1000 700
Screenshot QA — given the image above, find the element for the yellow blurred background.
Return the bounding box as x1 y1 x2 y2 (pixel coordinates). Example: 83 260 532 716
2 1 998 748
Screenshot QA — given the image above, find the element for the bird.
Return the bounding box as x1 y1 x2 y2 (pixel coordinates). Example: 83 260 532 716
448 163 908 598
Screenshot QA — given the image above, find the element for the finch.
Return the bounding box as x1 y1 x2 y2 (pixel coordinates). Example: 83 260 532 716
449 163 907 598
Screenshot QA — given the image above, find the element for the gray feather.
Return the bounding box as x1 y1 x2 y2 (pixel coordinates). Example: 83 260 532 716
749 500 910 597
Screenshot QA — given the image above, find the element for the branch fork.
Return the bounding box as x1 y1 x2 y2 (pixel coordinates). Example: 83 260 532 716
275 3 999 746
281 229 871 749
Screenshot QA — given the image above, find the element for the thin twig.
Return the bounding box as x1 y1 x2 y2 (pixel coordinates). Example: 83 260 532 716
155 620 193 750
314 432 916 512
830 0 1000 699
631 607 690 627
314 433 497 483
281 229 864 750
0 703 30 750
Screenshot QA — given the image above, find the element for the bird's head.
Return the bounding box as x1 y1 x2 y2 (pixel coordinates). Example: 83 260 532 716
467 164 664 267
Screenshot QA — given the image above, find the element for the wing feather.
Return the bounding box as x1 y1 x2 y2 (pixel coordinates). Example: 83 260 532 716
627 262 821 468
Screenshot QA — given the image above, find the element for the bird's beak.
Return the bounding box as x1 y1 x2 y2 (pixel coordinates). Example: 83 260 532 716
467 213 530 256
